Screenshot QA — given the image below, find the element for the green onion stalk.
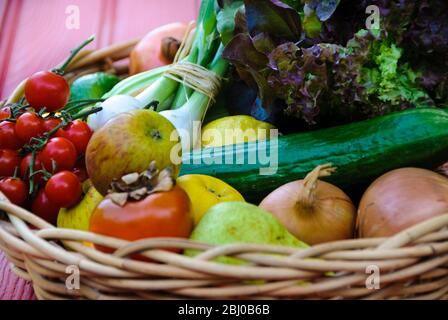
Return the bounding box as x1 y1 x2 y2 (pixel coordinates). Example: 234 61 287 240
88 0 237 152
122 0 220 110
160 44 228 151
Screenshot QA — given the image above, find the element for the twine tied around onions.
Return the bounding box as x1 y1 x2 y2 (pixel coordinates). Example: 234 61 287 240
162 21 222 104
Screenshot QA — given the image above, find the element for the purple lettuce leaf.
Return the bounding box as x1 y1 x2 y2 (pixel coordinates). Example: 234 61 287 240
222 0 445 127
244 0 302 42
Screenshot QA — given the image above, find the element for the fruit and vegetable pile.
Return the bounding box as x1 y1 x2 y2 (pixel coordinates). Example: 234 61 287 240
1 0 448 269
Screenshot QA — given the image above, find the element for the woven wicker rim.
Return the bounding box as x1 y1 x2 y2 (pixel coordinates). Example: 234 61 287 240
1 40 448 300
1 189 448 300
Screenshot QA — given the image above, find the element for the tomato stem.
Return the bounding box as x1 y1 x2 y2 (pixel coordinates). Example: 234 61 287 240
30 169 52 181
53 35 95 75
2 101 29 120
28 150 36 195
12 166 19 179
13 104 29 116
63 98 105 113
65 98 105 106
143 101 160 111
19 104 101 193
21 106 102 155
37 108 47 117
71 106 103 120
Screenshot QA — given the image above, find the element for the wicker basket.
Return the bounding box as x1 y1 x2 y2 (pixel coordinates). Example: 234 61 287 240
1 41 448 300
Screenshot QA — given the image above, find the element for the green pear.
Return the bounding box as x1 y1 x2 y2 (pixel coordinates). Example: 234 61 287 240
186 202 308 264
57 186 104 231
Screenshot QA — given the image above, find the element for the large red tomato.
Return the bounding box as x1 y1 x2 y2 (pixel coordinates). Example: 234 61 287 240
90 186 192 253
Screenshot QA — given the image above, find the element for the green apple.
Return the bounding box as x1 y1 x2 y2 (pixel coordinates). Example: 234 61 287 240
86 109 181 195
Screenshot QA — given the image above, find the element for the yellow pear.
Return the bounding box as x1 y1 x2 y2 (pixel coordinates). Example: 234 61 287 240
57 186 104 231
177 174 245 225
201 115 276 148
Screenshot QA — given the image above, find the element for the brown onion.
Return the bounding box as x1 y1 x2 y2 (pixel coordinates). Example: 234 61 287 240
259 164 356 245
357 168 448 238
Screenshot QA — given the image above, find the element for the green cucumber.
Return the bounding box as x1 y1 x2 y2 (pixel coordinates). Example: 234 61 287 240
180 108 448 203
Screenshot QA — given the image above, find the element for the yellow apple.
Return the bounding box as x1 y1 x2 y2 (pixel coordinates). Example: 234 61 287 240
177 174 245 225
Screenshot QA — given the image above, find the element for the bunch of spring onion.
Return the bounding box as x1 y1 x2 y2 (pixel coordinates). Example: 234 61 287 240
86 0 242 151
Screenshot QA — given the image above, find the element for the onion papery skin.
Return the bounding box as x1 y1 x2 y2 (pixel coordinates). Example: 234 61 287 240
357 168 448 238
260 179 356 245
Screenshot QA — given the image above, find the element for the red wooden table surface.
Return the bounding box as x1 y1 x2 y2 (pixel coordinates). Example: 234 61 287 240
0 0 200 99
0 0 199 300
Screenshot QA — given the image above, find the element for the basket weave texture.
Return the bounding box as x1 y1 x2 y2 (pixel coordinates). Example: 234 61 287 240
1 190 448 300
1 41 448 300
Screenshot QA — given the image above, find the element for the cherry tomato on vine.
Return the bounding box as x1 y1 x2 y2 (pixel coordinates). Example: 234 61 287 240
31 189 60 225
40 137 77 172
15 112 45 143
0 177 27 206
56 120 93 154
0 122 23 150
24 71 70 112
45 171 82 208
73 158 88 182
0 149 21 177
0 107 11 120
43 117 62 133
90 186 192 254
20 153 47 186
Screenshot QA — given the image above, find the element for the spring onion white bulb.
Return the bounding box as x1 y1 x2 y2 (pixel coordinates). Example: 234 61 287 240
87 95 143 131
